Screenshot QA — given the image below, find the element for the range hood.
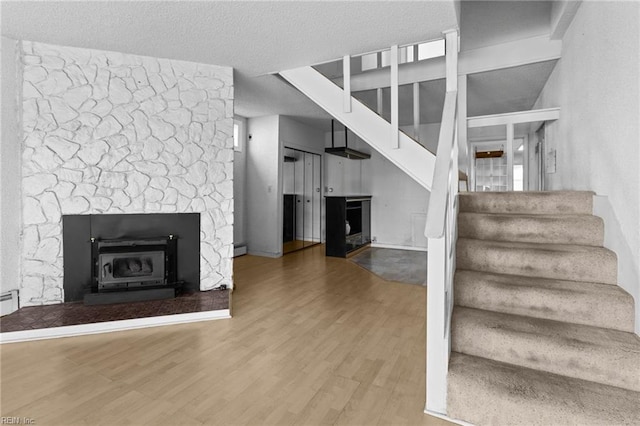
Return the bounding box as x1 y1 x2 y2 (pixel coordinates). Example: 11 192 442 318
325 120 370 160
325 147 370 160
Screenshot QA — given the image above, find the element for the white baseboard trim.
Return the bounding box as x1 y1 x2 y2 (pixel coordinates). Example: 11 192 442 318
0 309 231 344
371 243 428 252
424 409 474 426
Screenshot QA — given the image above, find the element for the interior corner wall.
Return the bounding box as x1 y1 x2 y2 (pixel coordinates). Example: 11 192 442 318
399 123 441 154
1 37 21 294
246 115 281 257
279 116 325 154
364 149 429 250
533 2 640 332
324 131 430 250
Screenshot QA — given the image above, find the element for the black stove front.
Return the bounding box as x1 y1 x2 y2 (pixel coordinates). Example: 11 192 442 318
92 236 177 293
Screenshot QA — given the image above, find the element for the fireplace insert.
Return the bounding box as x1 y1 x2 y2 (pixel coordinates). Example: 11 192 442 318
91 236 178 293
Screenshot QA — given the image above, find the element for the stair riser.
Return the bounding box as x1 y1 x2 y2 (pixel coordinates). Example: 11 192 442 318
457 241 617 285
458 214 604 246
459 191 593 215
452 312 640 392
454 274 635 332
448 353 640 426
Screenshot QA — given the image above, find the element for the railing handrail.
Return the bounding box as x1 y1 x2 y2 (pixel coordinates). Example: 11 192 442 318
425 90 458 239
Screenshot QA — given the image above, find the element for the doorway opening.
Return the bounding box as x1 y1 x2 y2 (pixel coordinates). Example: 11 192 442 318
282 147 322 254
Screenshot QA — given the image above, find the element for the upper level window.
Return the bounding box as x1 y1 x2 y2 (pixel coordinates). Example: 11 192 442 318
361 53 378 71
233 117 248 153
418 39 445 61
233 122 240 151
361 39 445 72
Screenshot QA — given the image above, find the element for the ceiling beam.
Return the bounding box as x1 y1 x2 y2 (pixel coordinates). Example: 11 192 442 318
340 35 561 92
467 107 560 128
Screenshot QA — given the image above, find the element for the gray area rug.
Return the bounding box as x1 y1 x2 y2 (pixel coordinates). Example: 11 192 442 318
349 247 427 286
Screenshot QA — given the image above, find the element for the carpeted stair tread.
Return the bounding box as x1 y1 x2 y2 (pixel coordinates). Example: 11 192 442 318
459 191 594 215
458 212 604 246
454 270 635 332
451 307 640 392
448 352 640 426
457 238 617 284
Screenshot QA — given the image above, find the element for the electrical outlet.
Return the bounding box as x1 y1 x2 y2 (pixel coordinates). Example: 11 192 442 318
372 236 377 242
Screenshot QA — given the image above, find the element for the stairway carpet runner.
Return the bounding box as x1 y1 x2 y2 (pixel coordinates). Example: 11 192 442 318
448 191 640 425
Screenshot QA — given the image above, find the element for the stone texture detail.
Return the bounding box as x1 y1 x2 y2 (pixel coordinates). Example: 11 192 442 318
21 41 234 306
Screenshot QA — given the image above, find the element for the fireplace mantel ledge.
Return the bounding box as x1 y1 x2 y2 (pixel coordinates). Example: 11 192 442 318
0 309 231 344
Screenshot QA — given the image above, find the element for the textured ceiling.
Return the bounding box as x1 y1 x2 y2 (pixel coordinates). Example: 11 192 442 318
467 60 558 117
461 1 551 50
1 1 555 131
1 1 458 124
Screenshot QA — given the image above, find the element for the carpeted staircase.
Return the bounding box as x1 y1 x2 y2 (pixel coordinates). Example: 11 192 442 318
448 191 640 425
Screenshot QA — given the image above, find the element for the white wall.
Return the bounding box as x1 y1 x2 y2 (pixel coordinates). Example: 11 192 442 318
363 150 429 249
324 129 368 196
246 115 281 257
0 37 21 294
325 131 429 250
279 116 325 154
400 123 441 154
533 2 640 333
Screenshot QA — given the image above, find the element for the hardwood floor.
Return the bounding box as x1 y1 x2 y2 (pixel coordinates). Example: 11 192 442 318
282 239 319 254
0 245 451 425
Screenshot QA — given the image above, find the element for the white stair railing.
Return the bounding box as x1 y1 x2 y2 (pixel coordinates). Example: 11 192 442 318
280 66 436 190
424 91 458 416
424 29 460 417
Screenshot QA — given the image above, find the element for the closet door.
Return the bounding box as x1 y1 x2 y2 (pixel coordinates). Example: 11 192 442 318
303 152 314 247
294 150 305 243
312 153 322 244
283 148 322 254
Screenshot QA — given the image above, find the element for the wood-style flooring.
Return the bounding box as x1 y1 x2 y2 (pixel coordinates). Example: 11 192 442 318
283 239 320 254
0 245 451 425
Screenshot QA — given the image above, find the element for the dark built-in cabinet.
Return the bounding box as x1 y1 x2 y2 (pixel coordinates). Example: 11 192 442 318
325 196 372 257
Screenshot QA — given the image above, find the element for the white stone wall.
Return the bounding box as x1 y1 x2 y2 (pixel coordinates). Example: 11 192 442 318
20 41 234 305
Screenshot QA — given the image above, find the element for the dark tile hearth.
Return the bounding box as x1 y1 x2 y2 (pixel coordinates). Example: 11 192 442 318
0 290 229 333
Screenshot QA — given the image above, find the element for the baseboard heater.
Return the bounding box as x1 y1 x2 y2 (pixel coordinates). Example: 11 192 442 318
234 245 247 257
0 290 19 316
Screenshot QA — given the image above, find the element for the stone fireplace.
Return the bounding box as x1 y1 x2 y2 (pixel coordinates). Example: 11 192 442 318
18 41 234 307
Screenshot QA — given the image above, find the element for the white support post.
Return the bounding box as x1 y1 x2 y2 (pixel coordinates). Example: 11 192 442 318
506 123 514 191
390 44 399 149
343 55 352 113
457 74 468 182
426 235 448 414
443 30 458 92
413 82 420 140
376 88 383 115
